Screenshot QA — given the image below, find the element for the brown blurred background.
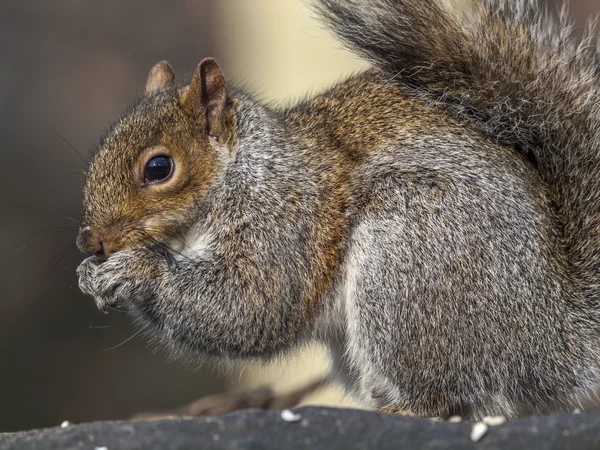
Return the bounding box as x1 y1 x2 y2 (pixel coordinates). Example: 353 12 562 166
0 0 596 433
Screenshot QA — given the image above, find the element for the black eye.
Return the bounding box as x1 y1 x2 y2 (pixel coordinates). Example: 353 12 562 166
144 156 173 184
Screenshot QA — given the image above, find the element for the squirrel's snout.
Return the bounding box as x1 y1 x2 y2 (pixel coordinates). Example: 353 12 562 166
76 226 106 257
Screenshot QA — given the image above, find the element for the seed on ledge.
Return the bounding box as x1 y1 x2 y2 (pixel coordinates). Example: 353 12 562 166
470 422 488 442
483 416 506 426
281 409 301 422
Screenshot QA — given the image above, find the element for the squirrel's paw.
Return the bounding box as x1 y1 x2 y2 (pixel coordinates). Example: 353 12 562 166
76 256 100 297
77 250 164 313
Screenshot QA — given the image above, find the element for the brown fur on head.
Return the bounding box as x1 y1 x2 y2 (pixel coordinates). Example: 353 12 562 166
76 58 236 257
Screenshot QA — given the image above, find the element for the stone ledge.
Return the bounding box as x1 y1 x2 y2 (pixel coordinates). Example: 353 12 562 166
1 406 597 450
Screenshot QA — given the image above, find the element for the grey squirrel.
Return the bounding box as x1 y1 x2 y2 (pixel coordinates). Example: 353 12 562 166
76 0 600 420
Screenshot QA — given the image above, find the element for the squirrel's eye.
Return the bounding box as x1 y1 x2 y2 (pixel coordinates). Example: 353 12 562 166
144 156 173 184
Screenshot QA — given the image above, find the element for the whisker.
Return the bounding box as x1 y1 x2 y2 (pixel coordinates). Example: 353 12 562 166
31 245 78 302
53 207 81 222
89 323 111 329
10 227 78 252
137 229 195 263
104 327 144 351
124 225 195 263
46 127 88 166
43 207 82 225
62 216 80 224
33 244 77 280
26 142 84 171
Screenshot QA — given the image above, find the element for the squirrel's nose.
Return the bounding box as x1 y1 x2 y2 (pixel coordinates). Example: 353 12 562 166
76 226 105 257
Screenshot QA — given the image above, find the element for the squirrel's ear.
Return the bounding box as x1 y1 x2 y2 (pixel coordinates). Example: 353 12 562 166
179 58 233 142
145 61 175 95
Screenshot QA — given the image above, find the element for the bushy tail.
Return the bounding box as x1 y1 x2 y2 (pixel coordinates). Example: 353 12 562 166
315 0 600 291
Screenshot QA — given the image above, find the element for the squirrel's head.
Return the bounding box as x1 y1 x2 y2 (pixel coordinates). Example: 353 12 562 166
77 59 236 258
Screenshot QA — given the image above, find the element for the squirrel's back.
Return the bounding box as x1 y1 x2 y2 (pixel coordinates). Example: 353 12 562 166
315 0 600 299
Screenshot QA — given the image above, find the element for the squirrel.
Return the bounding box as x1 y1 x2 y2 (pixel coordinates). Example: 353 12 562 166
76 0 600 420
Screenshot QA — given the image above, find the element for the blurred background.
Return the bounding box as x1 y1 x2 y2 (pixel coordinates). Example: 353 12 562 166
0 0 596 433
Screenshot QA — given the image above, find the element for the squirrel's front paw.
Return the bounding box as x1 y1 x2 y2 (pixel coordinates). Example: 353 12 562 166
76 256 101 297
78 250 164 313
77 255 115 313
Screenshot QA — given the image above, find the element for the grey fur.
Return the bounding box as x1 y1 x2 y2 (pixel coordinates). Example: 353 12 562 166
78 0 600 419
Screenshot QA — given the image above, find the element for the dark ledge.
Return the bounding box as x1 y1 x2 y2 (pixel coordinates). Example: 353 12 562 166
1 406 597 450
